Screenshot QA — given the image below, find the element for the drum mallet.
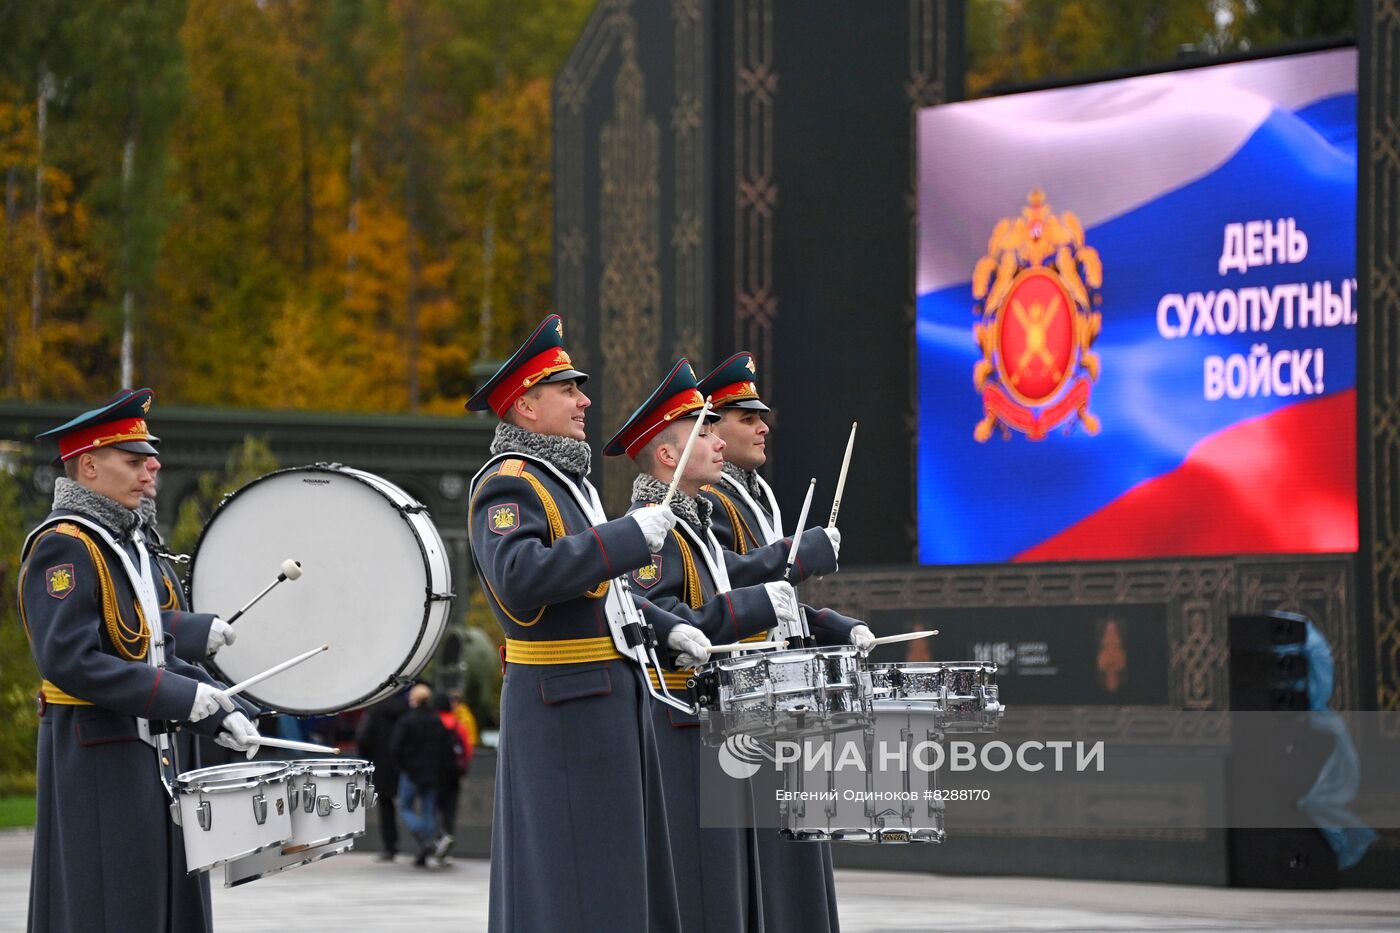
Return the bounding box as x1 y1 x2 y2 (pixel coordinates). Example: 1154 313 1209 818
225 558 303 625
222 644 329 698
661 397 713 509
828 422 857 528
782 478 818 648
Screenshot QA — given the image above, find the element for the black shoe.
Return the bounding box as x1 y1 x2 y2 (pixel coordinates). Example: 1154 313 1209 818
413 851 429 868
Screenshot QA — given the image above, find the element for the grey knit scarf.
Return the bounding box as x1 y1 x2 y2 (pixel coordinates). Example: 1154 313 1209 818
722 460 768 504
137 495 159 529
490 422 592 477
631 472 712 530
52 477 139 535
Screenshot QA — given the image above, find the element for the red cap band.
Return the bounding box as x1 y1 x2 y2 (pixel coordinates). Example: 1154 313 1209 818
57 417 154 461
622 389 706 459
709 379 761 408
487 347 579 417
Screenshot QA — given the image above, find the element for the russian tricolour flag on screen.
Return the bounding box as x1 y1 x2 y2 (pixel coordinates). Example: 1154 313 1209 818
917 48 1357 565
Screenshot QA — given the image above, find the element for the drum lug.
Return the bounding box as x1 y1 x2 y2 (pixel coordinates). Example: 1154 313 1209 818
302 781 318 813
169 799 183 827
399 503 428 514
316 794 340 817
365 781 379 809
429 590 456 602
197 799 212 832
252 793 268 826
347 784 362 813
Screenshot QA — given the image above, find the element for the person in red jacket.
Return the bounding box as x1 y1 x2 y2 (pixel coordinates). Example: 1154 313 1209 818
433 691 472 860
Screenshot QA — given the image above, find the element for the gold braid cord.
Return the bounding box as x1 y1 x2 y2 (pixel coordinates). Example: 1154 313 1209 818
159 575 180 612
702 486 751 555
469 460 609 627
669 530 705 609
20 525 149 661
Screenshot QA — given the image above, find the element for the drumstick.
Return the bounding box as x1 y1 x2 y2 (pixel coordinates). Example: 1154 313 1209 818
707 641 786 653
783 478 817 583
662 397 714 509
828 422 857 528
250 736 340 755
223 644 329 698
867 630 939 648
225 558 303 625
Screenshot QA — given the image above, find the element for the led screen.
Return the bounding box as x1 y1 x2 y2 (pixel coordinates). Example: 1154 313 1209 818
917 48 1357 564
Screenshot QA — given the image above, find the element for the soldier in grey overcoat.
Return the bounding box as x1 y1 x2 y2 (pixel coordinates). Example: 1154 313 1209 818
138 451 250 932
19 388 261 933
466 316 707 933
604 360 843 933
697 352 878 933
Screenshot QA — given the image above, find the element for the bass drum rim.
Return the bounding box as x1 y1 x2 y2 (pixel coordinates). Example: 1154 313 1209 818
190 463 453 716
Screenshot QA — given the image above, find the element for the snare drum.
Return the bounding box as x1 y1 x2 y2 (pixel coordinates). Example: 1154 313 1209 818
694 645 870 741
218 759 375 886
867 661 1003 732
174 762 294 871
283 758 377 849
779 763 947 845
190 465 454 714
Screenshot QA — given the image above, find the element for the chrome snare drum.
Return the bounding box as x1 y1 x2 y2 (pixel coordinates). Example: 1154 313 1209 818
694 645 870 742
174 761 294 872
283 758 377 849
221 759 376 887
867 662 1003 732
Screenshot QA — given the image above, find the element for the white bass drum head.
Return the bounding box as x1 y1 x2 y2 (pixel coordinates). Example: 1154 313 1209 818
191 465 453 715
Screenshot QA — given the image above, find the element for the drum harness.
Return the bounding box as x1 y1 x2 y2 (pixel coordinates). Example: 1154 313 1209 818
22 514 186 816
711 473 814 647
469 453 694 714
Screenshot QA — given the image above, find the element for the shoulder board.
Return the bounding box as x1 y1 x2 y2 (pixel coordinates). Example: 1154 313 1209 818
54 522 82 537
499 459 527 477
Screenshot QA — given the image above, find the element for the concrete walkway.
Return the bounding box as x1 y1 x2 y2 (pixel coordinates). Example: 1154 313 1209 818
2 829 1397 932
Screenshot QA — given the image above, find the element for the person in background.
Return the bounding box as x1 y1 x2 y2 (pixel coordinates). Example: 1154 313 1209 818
391 683 453 867
434 692 473 861
355 688 410 861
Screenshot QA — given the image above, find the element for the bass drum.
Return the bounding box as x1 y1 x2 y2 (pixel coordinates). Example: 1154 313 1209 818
191 465 453 715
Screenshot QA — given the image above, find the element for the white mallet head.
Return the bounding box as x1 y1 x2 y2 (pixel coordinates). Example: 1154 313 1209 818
280 559 303 581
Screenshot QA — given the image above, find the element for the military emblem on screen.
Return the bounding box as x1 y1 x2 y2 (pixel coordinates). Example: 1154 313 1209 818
971 188 1103 441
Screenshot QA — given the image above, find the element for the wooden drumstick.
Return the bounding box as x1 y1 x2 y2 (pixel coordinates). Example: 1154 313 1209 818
828 422 857 528
249 736 340 755
225 558 303 625
223 644 329 698
784 478 817 583
707 641 786 653
868 630 939 647
662 397 714 509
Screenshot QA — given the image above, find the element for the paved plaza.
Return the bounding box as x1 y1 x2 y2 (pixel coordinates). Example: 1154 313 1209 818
2 828 1397 932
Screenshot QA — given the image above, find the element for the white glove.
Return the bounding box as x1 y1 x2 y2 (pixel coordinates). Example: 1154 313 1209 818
215 711 261 760
629 505 678 552
762 581 802 635
823 526 841 562
849 624 876 653
206 617 236 657
667 623 712 668
188 683 235 722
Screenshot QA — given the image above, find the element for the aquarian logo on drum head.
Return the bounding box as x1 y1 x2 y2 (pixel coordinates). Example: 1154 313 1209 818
971 188 1103 442
718 733 766 780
